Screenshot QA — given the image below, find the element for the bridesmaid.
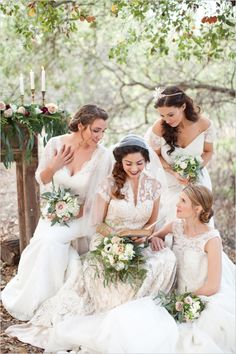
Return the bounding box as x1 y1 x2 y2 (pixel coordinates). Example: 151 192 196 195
2 104 111 321
145 85 215 222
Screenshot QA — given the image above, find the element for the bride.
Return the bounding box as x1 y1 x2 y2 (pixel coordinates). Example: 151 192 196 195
5 134 177 351
1 104 111 321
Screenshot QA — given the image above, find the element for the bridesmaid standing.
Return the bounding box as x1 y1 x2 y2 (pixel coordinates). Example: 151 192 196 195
145 85 215 222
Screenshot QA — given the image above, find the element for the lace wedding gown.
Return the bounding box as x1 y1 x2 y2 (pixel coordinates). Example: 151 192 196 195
2 136 110 321
146 121 214 222
5 171 177 351
30 220 234 354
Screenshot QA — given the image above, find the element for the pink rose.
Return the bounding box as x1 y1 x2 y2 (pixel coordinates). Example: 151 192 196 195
45 103 58 114
4 108 13 118
55 201 68 216
175 301 184 312
0 101 6 111
17 106 26 115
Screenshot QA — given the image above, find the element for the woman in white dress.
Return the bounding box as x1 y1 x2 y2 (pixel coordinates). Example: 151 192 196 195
145 86 214 222
36 185 233 354
149 184 235 353
5 135 177 351
2 104 111 321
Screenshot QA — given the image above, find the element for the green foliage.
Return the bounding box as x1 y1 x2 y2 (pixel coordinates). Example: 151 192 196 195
1 103 69 168
0 0 235 62
110 0 236 62
0 0 96 49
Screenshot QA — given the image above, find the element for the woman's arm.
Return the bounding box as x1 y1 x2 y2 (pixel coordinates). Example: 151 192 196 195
194 237 222 296
149 222 173 251
201 142 213 167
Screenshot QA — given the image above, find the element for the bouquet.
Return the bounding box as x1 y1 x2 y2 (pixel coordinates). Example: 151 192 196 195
90 235 147 287
173 155 203 183
155 291 206 323
41 186 80 226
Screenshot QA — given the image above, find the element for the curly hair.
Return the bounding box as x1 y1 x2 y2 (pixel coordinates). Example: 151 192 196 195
69 104 108 132
154 86 200 155
112 145 150 199
183 185 214 223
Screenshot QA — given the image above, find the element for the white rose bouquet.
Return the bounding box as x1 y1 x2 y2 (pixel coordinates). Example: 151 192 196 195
173 155 203 183
155 291 206 323
41 186 80 226
90 235 147 286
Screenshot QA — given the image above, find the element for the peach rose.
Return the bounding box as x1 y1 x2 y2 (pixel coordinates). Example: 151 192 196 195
4 108 13 117
17 106 26 114
45 103 58 114
0 101 6 111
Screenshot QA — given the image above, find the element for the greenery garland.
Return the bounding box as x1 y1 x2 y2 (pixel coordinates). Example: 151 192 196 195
0 101 69 168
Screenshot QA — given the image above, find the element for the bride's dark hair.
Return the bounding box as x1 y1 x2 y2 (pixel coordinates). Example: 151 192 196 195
112 145 150 199
154 86 200 155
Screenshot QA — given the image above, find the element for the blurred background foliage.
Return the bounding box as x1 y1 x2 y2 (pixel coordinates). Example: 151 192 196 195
0 0 235 257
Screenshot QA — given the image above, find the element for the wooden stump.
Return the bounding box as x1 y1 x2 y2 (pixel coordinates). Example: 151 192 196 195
1 130 40 253
1 239 20 265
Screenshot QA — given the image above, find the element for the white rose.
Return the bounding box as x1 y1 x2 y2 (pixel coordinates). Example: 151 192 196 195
180 162 187 169
0 101 6 110
107 254 115 265
17 106 26 114
4 108 13 117
45 103 58 114
115 262 125 271
35 107 43 114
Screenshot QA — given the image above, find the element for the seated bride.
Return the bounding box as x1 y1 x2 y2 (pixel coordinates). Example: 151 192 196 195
5 135 177 350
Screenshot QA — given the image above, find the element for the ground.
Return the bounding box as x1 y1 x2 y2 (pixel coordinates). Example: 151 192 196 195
0 163 235 354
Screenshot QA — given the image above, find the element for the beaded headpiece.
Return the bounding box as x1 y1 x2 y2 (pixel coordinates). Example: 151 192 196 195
153 87 183 101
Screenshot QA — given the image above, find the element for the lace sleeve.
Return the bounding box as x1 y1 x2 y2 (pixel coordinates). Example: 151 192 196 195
145 127 162 151
35 137 59 185
152 179 162 201
204 121 215 143
97 176 113 203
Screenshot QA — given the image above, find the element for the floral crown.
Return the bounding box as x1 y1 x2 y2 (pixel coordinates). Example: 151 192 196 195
153 87 183 101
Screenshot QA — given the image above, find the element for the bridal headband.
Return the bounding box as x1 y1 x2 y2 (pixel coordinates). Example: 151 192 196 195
118 134 148 150
153 87 183 101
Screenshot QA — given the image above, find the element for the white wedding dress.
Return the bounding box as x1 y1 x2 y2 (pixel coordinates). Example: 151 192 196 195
1 135 110 321
5 171 177 352
33 220 233 354
145 121 214 222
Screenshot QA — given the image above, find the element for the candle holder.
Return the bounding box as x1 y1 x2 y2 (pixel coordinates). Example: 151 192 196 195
31 89 35 104
20 95 24 106
42 91 46 106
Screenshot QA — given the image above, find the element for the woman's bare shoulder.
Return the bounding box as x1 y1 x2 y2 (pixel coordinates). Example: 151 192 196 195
198 116 211 131
152 119 163 137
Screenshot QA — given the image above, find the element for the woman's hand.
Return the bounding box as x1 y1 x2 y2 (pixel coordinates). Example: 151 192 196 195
131 236 147 245
150 236 165 252
51 145 74 173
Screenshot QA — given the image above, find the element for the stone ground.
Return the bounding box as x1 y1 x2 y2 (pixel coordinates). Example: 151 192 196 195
0 163 235 353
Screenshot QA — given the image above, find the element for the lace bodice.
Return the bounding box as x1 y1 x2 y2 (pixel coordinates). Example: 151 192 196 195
98 172 161 230
35 136 108 204
147 120 215 166
172 220 220 293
